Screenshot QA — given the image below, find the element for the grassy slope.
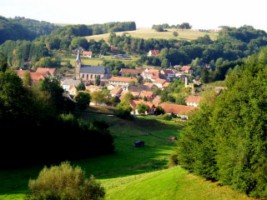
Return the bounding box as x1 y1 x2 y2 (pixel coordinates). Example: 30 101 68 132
0 114 254 200
86 28 218 42
103 167 253 200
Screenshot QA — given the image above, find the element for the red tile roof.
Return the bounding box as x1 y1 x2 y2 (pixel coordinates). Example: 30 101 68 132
149 50 160 56
36 68 56 76
110 76 137 83
186 95 202 103
82 51 92 56
139 90 154 99
130 100 154 109
159 103 196 115
181 66 192 71
16 70 45 82
120 68 144 75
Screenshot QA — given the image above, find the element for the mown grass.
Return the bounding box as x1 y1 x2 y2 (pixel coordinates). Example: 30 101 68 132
103 167 254 200
86 28 218 42
0 114 254 200
0 114 180 199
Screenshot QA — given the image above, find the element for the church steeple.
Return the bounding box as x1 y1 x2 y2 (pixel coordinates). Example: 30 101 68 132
75 50 81 80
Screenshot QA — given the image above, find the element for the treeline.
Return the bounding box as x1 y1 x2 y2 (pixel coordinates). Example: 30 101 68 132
0 70 114 168
108 26 267 81
0 16 59 44
51 21 136 37
175 47 267 198
152 22 192 32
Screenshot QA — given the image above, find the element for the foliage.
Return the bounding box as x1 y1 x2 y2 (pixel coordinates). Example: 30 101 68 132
173 31 178 37
114 101 133 120
0 16 59 44
76 81 86 91
27 162 105 200
75 92 91 110
137 103 150 114
176 47 267 198
0 71 114 167
155 106 165 115
91 91 106 105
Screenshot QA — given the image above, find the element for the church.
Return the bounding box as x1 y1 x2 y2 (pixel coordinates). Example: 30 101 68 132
75 50 111 85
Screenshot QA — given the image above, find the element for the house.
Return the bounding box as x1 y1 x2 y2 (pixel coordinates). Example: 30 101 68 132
186 95 202 107
159 103 196 119
141 69 160 82
80 66 111 84
153 78 168 89
109 76 137 88
180 66 192 74
120 68 143 77
147 50 160 57
110 87 123 97
61 79 81 95
36 68 56 76
16 70 46 84
82 51 93 58
139 90 154 100
152 95 161 106
130 100 155 115
160 69 175 81
143 82 157 90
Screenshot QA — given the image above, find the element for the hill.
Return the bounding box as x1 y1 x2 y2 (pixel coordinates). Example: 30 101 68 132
86 28 218 42
0 114 255 200
103 167 254 200
0 16 59 44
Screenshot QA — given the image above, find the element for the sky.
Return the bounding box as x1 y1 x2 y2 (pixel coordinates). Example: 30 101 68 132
1 0 267 31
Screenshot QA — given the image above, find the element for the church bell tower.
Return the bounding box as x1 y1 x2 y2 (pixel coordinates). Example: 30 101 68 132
75 50 81 80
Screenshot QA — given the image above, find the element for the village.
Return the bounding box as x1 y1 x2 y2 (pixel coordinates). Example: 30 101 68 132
15 49 203 120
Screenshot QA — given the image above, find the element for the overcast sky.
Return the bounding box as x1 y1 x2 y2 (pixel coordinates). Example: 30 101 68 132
1 0 266 31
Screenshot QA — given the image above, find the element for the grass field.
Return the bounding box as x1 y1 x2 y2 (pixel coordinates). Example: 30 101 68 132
0 114 254 200
86 28 218 42
61 55 140 68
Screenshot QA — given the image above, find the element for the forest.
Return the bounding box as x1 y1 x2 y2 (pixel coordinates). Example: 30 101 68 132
175 47 267 198
0 70 114 168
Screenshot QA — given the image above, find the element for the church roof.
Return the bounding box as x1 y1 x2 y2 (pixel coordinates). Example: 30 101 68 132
80 66 110 74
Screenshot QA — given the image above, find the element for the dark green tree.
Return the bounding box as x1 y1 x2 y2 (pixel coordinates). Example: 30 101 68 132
75 92 91 110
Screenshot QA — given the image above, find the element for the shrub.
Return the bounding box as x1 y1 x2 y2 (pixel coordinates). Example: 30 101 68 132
27 162 105 200
162 113 172 121
168 153 179 167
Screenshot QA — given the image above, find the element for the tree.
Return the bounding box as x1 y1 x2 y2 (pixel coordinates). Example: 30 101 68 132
75 92 91 110
0 53 8 72
28 162 105 200
95 75 100 86
91 91 106 105
23 71 32 87
76 81 86 91
137 103 150 114
155 106 165 115
173 31 178 37
161 58 170 68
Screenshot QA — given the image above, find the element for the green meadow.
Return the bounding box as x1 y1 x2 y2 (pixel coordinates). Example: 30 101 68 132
0 114 254 200
86 28 218 42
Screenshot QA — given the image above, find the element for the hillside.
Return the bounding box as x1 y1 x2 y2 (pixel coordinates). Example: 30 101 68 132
0 114 254 200
0 16 59 44
103 167 254 200
86 28 218 41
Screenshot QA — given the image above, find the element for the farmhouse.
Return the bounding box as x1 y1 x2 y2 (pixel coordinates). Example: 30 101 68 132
159 103 196 119
120 68 144 77
147 50 160 57
186 95 202 107
109 76 137 88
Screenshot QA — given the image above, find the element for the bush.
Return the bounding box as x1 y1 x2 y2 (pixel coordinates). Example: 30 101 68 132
162 113 172 121
27 162 105 200
168 153 179 167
